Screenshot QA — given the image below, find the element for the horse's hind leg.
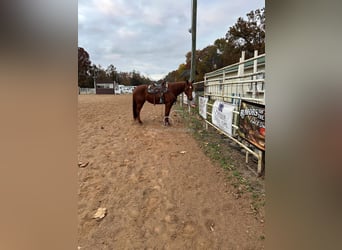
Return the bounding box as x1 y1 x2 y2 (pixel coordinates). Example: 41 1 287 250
136 101 145 124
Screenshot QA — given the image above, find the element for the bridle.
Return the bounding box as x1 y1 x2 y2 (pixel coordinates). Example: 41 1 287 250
184 83 193 100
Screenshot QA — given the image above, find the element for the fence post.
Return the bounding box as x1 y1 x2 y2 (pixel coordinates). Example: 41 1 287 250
203 76 209 130
232 51 246 134
257 149 263 176
253 50 258 99
237 51 245 105
238 51 245 76
222 71 225 102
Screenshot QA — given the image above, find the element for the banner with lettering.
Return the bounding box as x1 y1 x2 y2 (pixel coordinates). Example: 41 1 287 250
198 96 208 119
238 100 265 151
212 100 235 135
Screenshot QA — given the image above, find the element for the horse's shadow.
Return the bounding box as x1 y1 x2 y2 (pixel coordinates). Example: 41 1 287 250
132 109 185 128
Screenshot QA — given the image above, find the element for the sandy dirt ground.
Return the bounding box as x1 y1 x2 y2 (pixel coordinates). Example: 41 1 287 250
78 94 265 249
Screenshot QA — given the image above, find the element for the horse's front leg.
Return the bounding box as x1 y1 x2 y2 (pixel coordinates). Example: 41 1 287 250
164 103 173 126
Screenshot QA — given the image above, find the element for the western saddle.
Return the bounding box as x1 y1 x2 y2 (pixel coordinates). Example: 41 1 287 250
147 82 168 104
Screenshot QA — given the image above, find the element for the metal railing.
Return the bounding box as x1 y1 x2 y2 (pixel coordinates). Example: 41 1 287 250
196 50 265 176
79 88 96 94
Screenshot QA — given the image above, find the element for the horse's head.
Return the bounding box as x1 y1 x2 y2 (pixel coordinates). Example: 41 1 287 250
184 80 194 101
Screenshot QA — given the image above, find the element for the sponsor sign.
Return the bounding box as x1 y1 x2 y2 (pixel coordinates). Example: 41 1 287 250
198 96 208 119
182 93 188 104
182 92 196 105
212 100 235 135
238 100 265 151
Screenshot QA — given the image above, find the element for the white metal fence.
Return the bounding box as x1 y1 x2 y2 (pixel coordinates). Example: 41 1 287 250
79 88 96 94
196 50 265 176
204 50 265 105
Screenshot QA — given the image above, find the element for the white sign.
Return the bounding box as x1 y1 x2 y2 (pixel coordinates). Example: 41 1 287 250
212 100 235 135
198 96 208 119
182 92 196 105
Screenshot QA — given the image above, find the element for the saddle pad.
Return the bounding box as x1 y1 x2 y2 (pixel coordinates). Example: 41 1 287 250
147 84 168 94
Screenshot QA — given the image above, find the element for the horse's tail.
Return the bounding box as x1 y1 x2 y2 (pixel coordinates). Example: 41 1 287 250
133 94 138 120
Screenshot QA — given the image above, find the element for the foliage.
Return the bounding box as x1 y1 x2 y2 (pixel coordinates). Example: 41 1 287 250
106 64 117 82
77 49 154 87
130 70 152 86
164 7 265 82
78 47 92 87
164 63 189 82
226 8 265 58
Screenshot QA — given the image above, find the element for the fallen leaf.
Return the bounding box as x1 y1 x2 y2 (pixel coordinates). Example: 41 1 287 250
93 207 107 220
78 161 89 168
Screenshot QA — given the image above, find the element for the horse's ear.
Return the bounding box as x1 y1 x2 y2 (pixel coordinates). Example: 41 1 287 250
186 79 189 84
191 80 194 84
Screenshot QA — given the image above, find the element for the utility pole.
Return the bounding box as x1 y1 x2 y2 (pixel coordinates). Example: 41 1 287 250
190 0 197 82
93 67 97 89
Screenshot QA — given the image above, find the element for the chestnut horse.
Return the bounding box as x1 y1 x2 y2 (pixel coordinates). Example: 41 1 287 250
132 80 194 125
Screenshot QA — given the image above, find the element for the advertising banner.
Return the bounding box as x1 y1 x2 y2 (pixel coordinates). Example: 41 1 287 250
212 100 235 135
238 100 265 151
182 93 188 104
198 96 208 119
182 92 196 105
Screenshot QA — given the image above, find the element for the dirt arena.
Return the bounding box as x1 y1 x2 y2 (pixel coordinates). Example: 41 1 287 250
78 94 265 249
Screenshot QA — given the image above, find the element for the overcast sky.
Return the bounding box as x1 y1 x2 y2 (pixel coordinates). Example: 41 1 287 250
78 0 264 80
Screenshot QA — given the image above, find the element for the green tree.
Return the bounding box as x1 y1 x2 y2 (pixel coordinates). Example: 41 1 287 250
164 69 178 82
94 65 110 82
130 70 141 86
106 64 117 82
117 72 130 85
196 45 220 80
163 7 265 82
214 38 240 68
226 8 265 58
78 47 91 87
